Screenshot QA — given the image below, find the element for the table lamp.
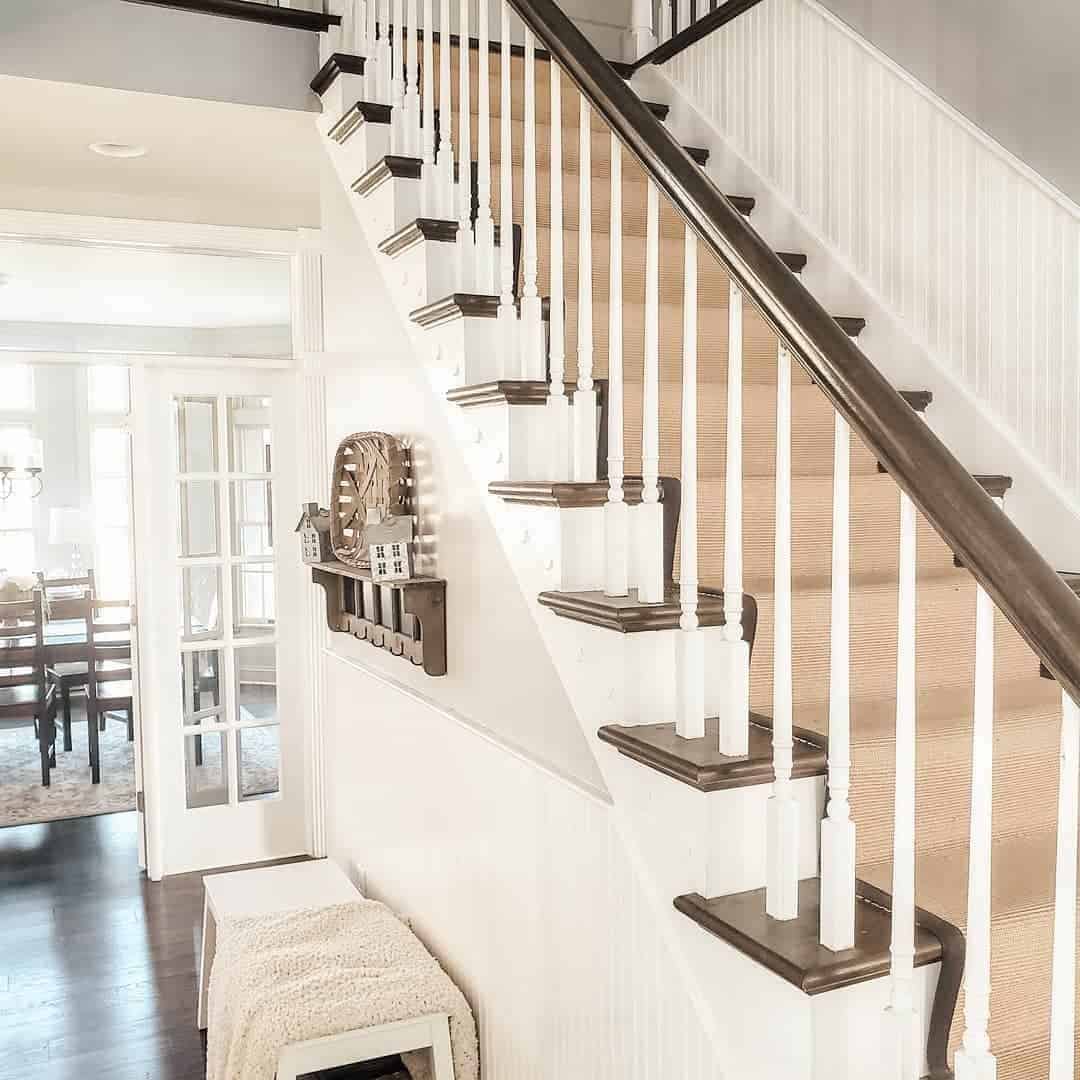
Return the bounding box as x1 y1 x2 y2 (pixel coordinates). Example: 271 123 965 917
49 507 94 579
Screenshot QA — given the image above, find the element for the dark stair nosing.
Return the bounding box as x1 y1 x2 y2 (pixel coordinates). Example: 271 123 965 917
777 251 807 274
447 380 549 407
489 476 670 508
352 155 423 197
379 218 508 257
674 879 962 1080
410 293 501 327
121 0 340 31
685 145 710 167
598 712 822 791
835 316 866 338
1039 573 1080 679
329 101 392 143
311 52 366 97
540 585 757 639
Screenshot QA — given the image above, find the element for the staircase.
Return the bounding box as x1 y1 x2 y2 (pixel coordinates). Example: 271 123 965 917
306 1 1080 1076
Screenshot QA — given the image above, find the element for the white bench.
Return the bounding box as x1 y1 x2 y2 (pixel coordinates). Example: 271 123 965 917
198 859 455 1080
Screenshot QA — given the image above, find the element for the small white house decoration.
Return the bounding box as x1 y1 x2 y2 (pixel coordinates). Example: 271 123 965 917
367 515 414 582
294 503 334 565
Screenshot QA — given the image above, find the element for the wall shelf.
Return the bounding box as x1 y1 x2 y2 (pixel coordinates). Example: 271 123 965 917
312 560 447 677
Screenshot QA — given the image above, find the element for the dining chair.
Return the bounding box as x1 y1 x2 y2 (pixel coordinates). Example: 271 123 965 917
0 593 59 786
87 599 135 784
37 570 95 752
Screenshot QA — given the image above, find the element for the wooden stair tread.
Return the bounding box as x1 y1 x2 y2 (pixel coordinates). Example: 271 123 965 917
673 878 958 998
311 52 366 96
597 714 825 791
446 380 549 407
537 582 756 634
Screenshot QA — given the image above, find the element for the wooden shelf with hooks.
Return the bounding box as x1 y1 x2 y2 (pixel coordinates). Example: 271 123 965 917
312 561 447 677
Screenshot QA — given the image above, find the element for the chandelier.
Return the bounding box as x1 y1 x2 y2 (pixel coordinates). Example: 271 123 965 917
0 436 43 500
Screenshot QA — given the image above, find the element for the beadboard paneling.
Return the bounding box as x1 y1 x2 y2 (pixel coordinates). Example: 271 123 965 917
322 652 725 1079
663 0 1080 511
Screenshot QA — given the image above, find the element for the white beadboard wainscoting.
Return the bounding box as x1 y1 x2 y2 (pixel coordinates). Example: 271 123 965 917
650 0 1080 565
321 651 727 1079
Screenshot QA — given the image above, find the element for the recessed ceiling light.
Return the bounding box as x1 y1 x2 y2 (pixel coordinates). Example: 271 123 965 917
89 141 148 159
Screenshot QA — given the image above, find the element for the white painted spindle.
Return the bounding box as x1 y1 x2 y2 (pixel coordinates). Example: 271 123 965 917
420 0 435 212
638 178 663 604
391 0 405 152
820 412 856 950
378 0 393 102
658 0 672 42
1049 689 1080 1080
437 0 453 215
954 581 997 1080
474 0 495 292
603 131 628 595
497 0 516 368
365 0 378 99
675 226 703 738
628 0 656 59
520 29 544 379
766 342 798 919
717 279 749 756
572 96 597 481
456 0 473 290
404 0 420 155
882 490 921 1080
546 63 570 478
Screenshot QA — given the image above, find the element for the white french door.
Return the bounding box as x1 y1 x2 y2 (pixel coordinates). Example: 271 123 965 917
132 367 306 878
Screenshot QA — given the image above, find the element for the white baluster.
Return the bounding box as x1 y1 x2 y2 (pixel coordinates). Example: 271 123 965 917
573 96 597 480
954 581 997 1080
391 0 405 152
1049 689 1080 1080
820 412 856 950
437 0 453 216
474 0 495 292
717 279 749 756
604 131 628 595
658 0 672 42
497 0 516 370
675 226 703 738
364 0 378 100
420 0 435 212
457 0 474 290
404 0 420 155
628 0 656 60
766 342 799 919
520 28 544 379
547 63 570 478
638 178 663 604
882 489 921 1080
378 0 393 103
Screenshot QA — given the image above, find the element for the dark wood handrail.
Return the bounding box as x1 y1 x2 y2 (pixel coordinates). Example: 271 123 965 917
629 0 767 71
506 0 1080 705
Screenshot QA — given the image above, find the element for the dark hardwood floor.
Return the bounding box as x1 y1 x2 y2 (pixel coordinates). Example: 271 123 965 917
0 812 207 1080
0 812 407 1080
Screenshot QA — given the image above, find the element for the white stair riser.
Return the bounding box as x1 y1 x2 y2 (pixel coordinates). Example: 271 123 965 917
317 74 370 133
360 172 422 240
383 238 457 311
424 316 503 386
458 403 555 483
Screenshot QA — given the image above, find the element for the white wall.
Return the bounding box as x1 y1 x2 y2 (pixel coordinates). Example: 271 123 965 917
652 0 1080 567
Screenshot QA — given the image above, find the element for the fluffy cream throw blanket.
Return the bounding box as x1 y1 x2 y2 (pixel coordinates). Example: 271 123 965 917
206 900 479 1080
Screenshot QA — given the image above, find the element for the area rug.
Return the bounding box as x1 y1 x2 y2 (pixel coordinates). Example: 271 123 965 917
0 711 135 828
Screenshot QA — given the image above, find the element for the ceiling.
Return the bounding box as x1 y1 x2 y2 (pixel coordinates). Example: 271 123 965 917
0 74 321 229
0 240 291 327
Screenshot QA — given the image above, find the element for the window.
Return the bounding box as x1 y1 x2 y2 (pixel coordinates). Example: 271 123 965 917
175 393 280 808
90 426 133 600
88 365 130 415
0 426 36 575
2 366 34 412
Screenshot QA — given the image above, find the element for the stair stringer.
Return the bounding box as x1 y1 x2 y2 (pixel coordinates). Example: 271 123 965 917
315 107 940 1080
